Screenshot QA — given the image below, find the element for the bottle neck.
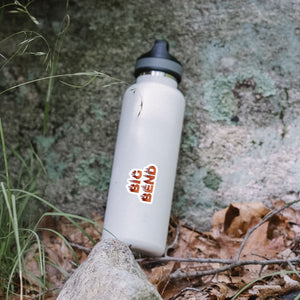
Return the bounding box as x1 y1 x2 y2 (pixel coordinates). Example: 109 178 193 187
136 71 178 88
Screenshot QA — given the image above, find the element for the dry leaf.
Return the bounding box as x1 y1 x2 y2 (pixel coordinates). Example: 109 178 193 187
148 262 176 292
212 202 269 237
248 284 282 299
151 201 300 299
21 201 300 300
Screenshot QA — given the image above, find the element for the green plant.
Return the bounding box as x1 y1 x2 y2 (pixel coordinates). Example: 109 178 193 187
0 1 50 70
1 0 70 135
0 1 40 25
0 1 127 136
0 2 122 299
0 119 106 299
0 117 47 299
0 3 123 295
42 12 70 135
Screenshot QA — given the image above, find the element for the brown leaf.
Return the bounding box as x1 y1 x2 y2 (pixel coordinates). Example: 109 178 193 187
22 202 300 300
223 204 240 234
57 215 102 249
23 244 42 286
248 284 282 299
272 199 300 223
213 202 270 238
148 261 176 293
209 283 228 300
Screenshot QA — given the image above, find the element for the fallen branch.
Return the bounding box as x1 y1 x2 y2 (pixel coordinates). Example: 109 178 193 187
141 255 300 279
139 256 234 264
169 258 300 280
141 256 300 266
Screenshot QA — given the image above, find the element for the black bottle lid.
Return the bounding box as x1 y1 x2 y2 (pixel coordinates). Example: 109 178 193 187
134 40 182 83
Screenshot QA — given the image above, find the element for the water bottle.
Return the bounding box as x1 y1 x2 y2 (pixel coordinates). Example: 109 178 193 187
102 40 185 256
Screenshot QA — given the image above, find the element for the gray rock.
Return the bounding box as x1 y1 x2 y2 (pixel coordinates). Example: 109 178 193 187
1 0 300 231
57 239 162 300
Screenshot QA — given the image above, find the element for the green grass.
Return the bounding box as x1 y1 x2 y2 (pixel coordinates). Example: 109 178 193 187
0 1 127 136
42 12 70 135
0 117 48 298
0 0 70 135
0 4 121 297
0 1 40 25
0 119 105 299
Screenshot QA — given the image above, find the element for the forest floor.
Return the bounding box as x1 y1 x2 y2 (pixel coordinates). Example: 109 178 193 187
3 199 300 300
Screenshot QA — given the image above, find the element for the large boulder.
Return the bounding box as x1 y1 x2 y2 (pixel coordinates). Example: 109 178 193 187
1 0 300 230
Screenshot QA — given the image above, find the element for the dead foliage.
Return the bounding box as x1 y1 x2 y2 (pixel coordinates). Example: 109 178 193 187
6 200 300 299
141 200 300 299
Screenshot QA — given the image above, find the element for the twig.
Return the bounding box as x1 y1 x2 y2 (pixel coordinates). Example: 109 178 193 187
140 255 300 279
69 242 91 253
236 199 300 261
250 252 269 260
141 256 234 264
250 253 270 276
165 222 181 256
168 258 300 280
288 260 300 279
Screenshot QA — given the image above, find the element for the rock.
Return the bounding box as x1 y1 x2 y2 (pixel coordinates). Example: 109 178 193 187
2 0 300 231
57 239 162 300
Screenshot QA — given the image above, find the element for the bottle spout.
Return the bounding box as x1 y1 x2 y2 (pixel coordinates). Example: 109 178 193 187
134 40 183 83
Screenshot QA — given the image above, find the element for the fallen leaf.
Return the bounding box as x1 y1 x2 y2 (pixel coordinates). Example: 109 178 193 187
248 284 282 299
212 202 270 237
20 202 300 300
148 261 176 293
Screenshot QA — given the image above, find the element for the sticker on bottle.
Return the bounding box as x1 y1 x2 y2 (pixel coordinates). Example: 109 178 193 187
126 164 158 204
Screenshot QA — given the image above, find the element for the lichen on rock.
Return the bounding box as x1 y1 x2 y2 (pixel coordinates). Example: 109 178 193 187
203 71 276 124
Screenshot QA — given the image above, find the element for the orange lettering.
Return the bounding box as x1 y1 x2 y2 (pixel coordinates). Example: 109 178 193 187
143 184 153 193
146 165 156 175
130 179 140 184
141 193 152 202
127 165 157 203
132 170 142 179
144 174 155 185
129 184 140 193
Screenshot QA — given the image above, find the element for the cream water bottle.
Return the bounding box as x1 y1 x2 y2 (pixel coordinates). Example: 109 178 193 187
102 40 185 256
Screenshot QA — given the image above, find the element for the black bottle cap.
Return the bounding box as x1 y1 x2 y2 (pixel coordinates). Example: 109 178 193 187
134 40 182 83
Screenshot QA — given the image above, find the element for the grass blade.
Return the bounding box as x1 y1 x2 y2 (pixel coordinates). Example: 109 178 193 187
43 14 70 135
11 194 23 300
0 119 10 191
